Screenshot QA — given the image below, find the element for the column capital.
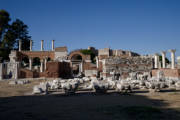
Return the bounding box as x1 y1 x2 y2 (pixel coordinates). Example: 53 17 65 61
169 49 176 53
161 51 166 54
43 56 49 60
154 53 159 56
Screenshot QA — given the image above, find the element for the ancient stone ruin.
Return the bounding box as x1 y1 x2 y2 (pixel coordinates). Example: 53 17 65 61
0 40 180 94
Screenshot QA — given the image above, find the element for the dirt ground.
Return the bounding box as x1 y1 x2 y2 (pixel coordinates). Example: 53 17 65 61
1 79 180 120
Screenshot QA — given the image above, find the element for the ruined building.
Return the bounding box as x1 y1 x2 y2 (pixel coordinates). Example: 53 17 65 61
0 40 180 80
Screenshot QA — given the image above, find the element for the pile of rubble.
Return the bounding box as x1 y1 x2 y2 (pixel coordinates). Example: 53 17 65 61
9 79 30 85
32 71 180 95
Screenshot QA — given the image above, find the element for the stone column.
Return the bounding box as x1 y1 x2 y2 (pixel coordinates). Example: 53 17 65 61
96 56 99 68
116 50 118 56
161 51 166 68
0 63 3 80
30 40 32 51
19 40 22 51
41 40 44 51
52 40 55 51
79 62 83 73
44 58 47 70
154 53 159 69
40 59 44 72
29 57 33 70
15 62 19 79
169 49 176 69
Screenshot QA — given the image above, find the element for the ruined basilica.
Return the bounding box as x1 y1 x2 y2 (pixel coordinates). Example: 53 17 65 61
0 40 180 80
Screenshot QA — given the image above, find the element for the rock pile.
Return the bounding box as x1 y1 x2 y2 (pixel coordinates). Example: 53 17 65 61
32 71 180 95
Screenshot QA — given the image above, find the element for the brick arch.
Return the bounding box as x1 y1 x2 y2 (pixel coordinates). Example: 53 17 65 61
68 51 90 61
17 51 55 61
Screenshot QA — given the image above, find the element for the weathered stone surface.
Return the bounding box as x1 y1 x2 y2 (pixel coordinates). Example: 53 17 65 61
33 86 42 94
101 56 153 79
9 81 17 85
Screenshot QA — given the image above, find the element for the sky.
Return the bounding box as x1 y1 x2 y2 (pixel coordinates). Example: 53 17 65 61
1 0 180 58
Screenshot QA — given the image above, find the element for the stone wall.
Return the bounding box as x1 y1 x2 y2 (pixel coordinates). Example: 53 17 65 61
19 69 36 78
101 56 153 78
17 51 55 61
177 56 180 69
55 51 68 61
98 48 110 56
84 70 98 77
83 62 97 70
0 62 19 80
152 68 180 79
43 61 71 78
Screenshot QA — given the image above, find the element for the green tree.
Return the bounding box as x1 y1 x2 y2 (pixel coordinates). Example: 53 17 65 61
0 10 10 41
10 19 31 50
80 49 96 63
0 10 32 61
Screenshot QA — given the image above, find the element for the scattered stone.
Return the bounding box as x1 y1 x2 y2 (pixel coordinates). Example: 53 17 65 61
9 81 17 85
33 86 42 94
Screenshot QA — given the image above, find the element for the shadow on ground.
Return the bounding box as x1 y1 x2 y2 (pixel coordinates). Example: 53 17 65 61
0 92 180 120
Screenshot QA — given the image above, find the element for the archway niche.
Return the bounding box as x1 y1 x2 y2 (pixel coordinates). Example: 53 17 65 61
33 57 40 71
71 54 83 75
21 56 29 68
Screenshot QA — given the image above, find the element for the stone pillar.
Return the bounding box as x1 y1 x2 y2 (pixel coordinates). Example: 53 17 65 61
29 58 33 70
19 40 22 51
52 40 55 51
169 49 176 69
116 50 118 56
40 59 44 72
44 58 47 70
154 53 159 69
161 51 166 68
96 56 99 68
41 40 44 51
0 63 3 80
79 62 83 72
30 40 32 51
15 62 19 79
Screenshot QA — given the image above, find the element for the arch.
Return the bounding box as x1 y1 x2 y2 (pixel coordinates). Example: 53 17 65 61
21 56 29 68
18 51 54 61
32 57 40 66
71 54 82 61
68 51 89 61
47 57 51 62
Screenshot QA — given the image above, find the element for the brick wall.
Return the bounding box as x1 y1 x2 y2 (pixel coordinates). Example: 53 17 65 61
152 68 180 78
43 61 71 78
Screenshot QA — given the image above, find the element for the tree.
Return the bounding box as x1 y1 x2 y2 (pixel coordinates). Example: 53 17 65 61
80 49 96 63
0 10 32 61
0 10 10 41
9 19 31 50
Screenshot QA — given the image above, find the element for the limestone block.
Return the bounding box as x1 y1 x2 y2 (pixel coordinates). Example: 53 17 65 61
9 81 17 85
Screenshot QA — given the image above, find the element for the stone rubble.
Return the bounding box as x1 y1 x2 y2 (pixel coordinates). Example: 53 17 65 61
32 71 180 95
9 80 30 85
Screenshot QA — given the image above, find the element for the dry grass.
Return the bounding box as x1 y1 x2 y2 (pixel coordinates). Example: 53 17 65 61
1 79 180 120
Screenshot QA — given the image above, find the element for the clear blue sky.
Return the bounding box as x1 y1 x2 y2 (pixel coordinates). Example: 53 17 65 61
1 0 180 57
